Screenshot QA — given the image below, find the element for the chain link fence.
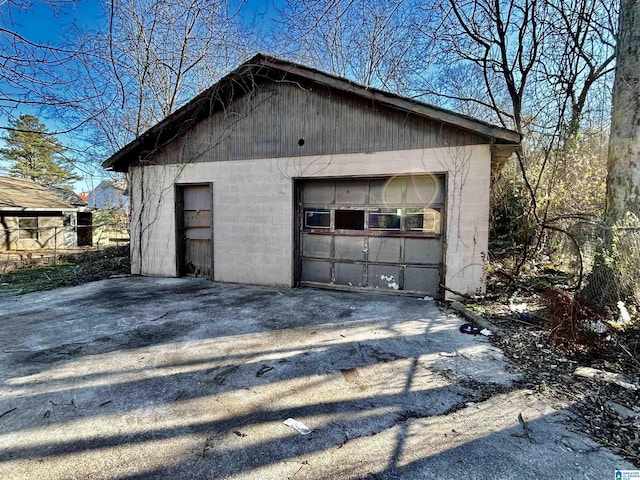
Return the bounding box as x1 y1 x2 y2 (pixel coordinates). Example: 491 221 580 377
1 222 129 272
563 213 640 308
605 213 640 306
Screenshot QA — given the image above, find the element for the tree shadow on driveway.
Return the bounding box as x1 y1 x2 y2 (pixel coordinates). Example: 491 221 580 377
0 278 632 479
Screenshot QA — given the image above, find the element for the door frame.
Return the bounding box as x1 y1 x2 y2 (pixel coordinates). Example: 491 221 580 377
175 182 214 279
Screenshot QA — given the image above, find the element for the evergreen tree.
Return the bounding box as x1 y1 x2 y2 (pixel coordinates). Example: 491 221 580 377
0 114 81 187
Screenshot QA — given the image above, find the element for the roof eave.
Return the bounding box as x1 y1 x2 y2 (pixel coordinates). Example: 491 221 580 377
0 207 78 212
491 143 520 174
258 57 522 145
103 54 522 172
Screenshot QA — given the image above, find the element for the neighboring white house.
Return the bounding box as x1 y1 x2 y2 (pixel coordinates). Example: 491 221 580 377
102 54 520 297
87 180 129 210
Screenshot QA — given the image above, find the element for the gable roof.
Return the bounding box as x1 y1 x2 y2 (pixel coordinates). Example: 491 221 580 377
103 53 521 172
46 185 87 207
93 180 128 194
0 177 75 211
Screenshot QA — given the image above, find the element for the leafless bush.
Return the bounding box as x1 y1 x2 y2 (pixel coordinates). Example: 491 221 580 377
544 289 613 354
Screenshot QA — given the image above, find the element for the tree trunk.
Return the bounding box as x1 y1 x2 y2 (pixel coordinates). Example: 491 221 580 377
582 0 639 306
604 0 640 226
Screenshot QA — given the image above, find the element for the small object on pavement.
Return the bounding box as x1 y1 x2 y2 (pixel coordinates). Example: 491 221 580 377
479 328 493 336
459 323 481 335
284 418 312 435
256 365 274 377
421 296 434 302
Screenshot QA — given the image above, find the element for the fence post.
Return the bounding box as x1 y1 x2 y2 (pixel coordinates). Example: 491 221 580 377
54 226 57 265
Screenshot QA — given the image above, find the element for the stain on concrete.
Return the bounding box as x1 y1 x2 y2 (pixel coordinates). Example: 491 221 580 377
12 320 197 367
213 366 240 386
0 277 634 480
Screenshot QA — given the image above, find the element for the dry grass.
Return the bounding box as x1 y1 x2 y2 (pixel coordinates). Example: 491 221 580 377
0 246 129 295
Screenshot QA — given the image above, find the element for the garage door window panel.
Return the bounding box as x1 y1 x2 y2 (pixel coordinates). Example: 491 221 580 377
304 209 330 229
335 209 365 230
405 208 442 234
369 210 401 230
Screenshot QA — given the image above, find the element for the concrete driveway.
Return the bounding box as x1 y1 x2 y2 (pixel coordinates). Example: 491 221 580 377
0 277 634 479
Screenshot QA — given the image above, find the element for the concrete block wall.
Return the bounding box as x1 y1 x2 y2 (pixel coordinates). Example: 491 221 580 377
130 143 491 295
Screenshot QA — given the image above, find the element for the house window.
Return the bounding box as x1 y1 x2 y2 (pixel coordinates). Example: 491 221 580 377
19 217 38 239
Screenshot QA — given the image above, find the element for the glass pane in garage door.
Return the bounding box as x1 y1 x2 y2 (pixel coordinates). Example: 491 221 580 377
304 209 330 228
405 208 441 234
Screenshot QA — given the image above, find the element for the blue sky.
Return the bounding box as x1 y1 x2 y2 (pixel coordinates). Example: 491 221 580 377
1 1 104 191
1 0 284 192
9 0 282 43
8 0 105 43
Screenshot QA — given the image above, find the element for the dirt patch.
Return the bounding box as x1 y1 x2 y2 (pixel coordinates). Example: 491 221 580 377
460 281 640 467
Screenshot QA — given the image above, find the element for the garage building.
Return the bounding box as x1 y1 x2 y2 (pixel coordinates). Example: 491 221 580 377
103 54 520 297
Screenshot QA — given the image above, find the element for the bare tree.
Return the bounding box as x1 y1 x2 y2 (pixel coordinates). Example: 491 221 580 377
0 0 94 127
526 0 616 237
421 0 549 134
543 0 617 143
275 0 431 92
71 0 258 151
580 0 639 305
412 1 617 275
